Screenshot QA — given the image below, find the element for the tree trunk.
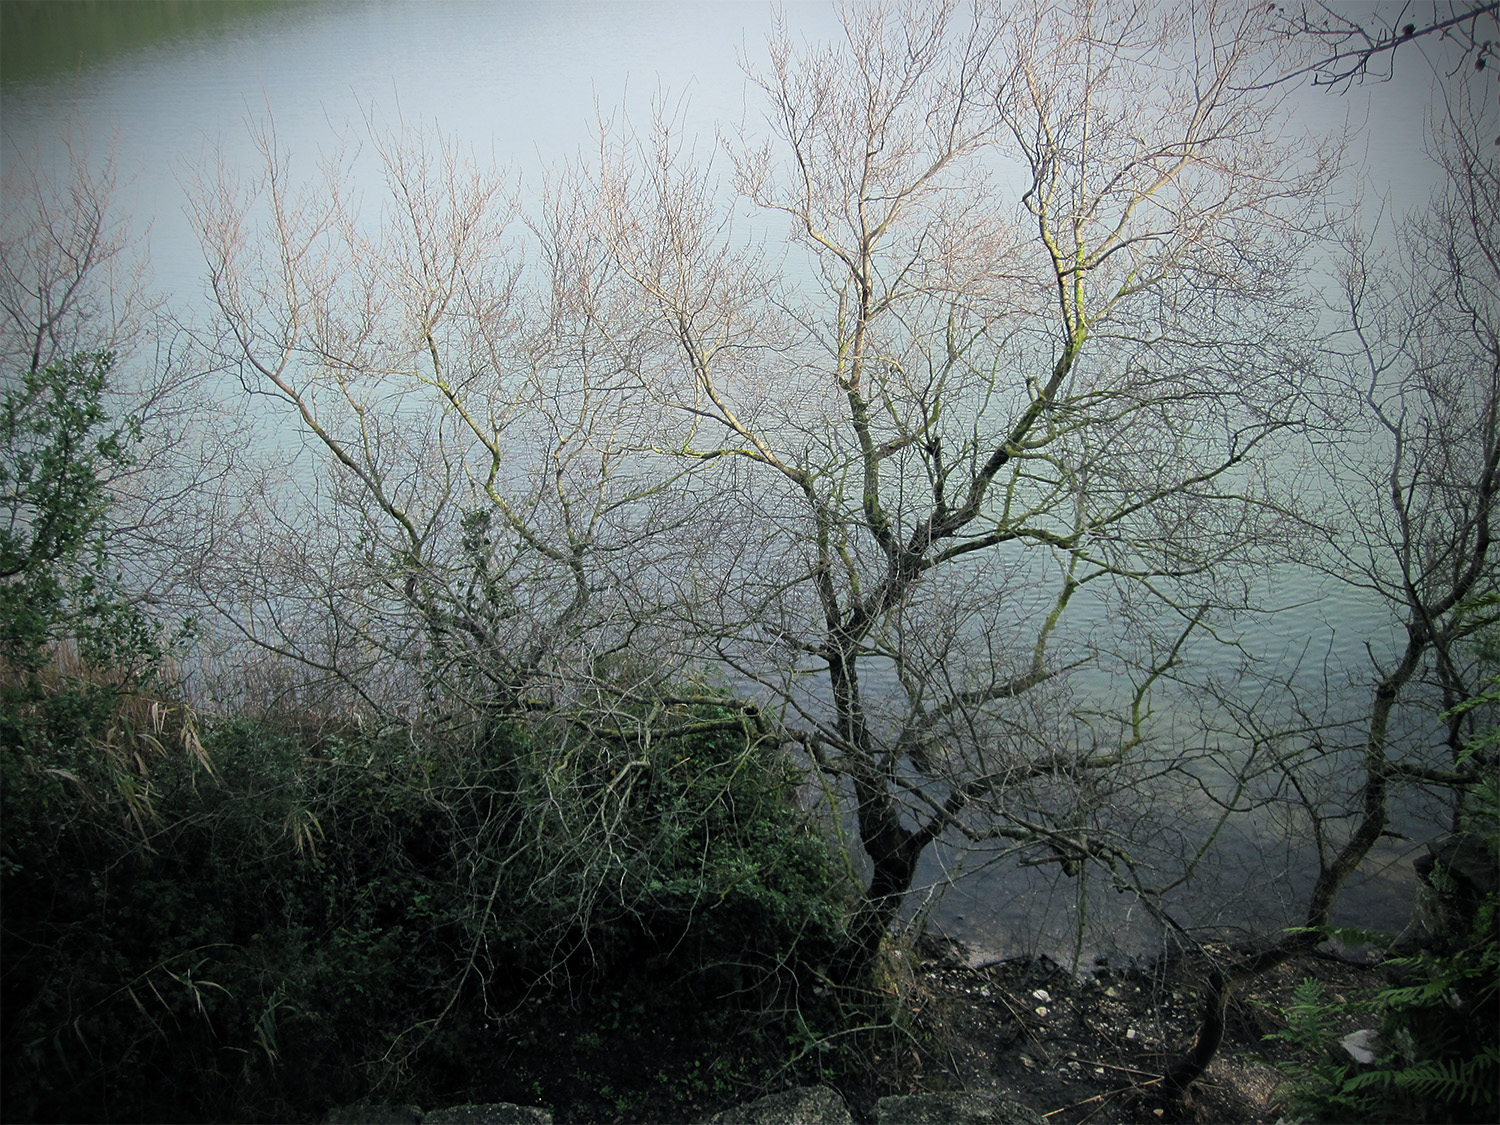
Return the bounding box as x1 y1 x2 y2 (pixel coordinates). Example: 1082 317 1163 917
836 776 927 984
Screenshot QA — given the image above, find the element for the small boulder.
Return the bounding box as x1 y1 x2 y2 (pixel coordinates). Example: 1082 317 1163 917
1337 1029 1381 1068
324 1107 424 1124
708 1086 855 1124
874 1092 1044 1124
424 1107 552 1125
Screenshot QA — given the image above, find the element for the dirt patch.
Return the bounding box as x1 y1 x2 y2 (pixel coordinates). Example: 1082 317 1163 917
906 934 1385 1125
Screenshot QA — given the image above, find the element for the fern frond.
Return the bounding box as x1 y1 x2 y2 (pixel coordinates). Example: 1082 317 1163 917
1344 1045 1500 1107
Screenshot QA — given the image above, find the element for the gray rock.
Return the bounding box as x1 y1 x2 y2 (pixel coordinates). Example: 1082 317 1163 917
424 1106 553 1125
708 1086 855 1124
1338 1029 1381 1067
874 1092 1044 1125
324 1107 424 1124
1316 934 1385 965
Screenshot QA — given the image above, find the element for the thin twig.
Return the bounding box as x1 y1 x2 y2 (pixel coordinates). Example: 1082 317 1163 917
1062 1054 1158 1077
989 987 1052 1064
1042 1076 1161 1117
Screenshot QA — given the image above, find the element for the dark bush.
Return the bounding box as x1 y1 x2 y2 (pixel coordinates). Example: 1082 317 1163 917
1 687 851 1122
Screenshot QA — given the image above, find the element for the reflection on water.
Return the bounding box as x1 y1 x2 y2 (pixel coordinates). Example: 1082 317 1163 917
919 797 1428 970
1 0 309 87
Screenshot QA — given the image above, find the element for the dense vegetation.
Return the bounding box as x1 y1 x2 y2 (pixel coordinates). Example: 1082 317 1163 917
1269 678 1500 1125
1 687 865 1122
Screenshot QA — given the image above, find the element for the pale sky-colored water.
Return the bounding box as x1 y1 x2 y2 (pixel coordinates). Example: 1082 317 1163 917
0 1 1472 306
3 2 832 303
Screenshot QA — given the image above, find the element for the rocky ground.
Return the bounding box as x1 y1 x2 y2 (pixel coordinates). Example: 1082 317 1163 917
903 934 1384 1125
333 938 1385 1125
327 934 1388 1125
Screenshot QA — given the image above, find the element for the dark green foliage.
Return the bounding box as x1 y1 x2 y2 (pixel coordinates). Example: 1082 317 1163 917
1 351 157 675
0 699 852 1123
1269 793 1499 1124
1 352 169 782
0 349 853 1122
1270 928 1498 1125
485 700 850 991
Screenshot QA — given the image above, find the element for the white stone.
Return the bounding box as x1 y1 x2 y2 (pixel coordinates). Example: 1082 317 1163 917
1339 1029 1381 1066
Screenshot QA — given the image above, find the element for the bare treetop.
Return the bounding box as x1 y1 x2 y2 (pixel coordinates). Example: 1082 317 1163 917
1269 1 1500 89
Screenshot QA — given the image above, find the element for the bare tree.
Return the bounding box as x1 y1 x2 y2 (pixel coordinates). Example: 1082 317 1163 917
189 114 717 720
584 0 1345 971
1162 70 1500 1095
0 135 153 379
188 115 829 1032
191 8 1486 1045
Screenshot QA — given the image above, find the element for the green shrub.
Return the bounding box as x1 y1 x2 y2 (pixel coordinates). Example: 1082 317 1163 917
1269 778 1499 1123
1270 917 1498 1125
1 351 161 681
1 688 850 1122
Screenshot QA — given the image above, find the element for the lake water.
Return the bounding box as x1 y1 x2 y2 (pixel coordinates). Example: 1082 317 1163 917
0 0 1453 312
1 0 1472 965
